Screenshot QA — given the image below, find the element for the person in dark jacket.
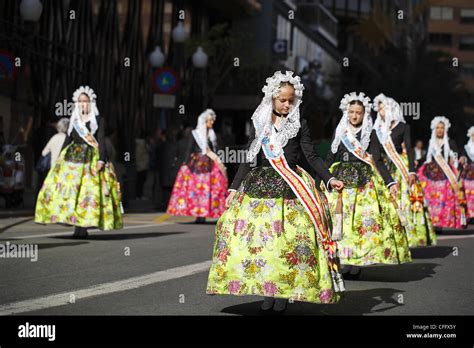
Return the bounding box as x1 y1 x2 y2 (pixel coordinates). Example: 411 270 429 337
417 117 467 229
206 71 345 313
325 92 412 280
372 94 436 248
35 86 123 238
166 109 228 222
158 128 179 208
460 126 474 221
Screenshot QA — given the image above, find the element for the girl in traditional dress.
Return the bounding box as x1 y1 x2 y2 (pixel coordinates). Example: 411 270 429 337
206 71 345 313
325 92 412 279
166 109 228 223
372 94 436 247
35 86 123 238
417 117 467 229
459 126 474 221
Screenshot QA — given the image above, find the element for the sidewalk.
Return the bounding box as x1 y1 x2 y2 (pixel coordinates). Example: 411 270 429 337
0 189 164 219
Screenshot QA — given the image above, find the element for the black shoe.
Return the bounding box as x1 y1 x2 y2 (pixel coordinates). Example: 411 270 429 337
341 265 352 275
272 299 288 313
346 266 361 280
260 297 275 312
195 217 206 224
72 227 89 239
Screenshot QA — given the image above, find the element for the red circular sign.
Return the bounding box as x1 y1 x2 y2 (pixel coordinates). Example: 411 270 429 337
152 67 180 94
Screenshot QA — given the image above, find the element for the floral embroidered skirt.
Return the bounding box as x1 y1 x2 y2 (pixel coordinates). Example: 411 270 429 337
35 142 123 230
461 163 474 220
417 162 465 229
385 153 436 248
326 162 412 266
206 166 342 304
166 152 228 218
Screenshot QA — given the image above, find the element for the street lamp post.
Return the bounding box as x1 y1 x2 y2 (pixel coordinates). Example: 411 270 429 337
20 0 43 22
172 22 187 43
192 46 208 109
170 21 187 129
149 46 165 68
17 0 42 193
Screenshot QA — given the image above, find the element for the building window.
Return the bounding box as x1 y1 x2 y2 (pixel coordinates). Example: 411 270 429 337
460 9 474 23
430 6 453 20
322 0 334 10
335 0 346 10
360 0 371 14
348 0 358 12
460 63 474 79
459 35 474 50
429 33 452 46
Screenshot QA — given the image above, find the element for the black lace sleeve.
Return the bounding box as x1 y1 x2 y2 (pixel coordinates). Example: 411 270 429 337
299 118 333 185
229 123 256 190
97 117 107 162
403 123 415 173
370 131 396 186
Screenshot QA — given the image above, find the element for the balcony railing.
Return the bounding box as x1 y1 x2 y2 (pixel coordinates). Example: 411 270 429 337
297 1 338 46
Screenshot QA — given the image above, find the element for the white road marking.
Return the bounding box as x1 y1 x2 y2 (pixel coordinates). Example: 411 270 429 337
0 260 212 315
5 223 473 241
437 234 474 240
5 222 173 240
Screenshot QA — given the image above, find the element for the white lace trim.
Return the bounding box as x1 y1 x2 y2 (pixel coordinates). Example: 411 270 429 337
468 126 474 139
68 85 99 136
373 94 406 142
331 92 373 154
465 143 474 162
426 116 451 163
246 71 304 162
192 109 217 154
465 126 474 161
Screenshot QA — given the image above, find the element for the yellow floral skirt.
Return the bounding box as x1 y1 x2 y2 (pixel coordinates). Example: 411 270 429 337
35 142 123 230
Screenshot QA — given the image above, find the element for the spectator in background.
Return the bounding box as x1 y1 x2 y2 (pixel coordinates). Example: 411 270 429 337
176 125 192 165
104 130 117 165
158 128 179 209
135 136 150 200
36 118 69 189
414 139 426 169
41 118 70 168
149 128 161 209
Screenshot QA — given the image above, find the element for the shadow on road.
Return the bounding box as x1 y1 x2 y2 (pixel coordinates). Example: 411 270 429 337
0 217 35 234
410 246 453 259
220 288 406 315
36 242 89 249
52 231 186 241
355 263 439 282
0 241 88 249
435 226 474 235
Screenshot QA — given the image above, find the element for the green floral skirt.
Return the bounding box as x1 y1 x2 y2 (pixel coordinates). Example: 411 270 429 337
327 162 412 266
206 166 341 304
385 153 437 247
35 142 123 230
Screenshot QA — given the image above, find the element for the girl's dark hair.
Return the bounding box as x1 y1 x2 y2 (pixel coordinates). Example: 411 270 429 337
349 100 365 111
279 81 294 88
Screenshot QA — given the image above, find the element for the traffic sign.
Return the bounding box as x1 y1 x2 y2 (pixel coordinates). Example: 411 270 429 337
0 50 17 80
152 67 180 94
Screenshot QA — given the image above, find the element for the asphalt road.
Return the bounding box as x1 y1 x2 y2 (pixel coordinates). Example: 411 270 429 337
0 214 473 316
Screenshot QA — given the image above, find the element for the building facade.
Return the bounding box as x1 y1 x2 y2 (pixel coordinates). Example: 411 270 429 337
427 1 474 116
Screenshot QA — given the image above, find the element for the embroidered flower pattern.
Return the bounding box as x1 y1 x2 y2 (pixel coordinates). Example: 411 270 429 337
326 161 412 266
167 152 227 218
35 143 123 231
206 166 340 304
